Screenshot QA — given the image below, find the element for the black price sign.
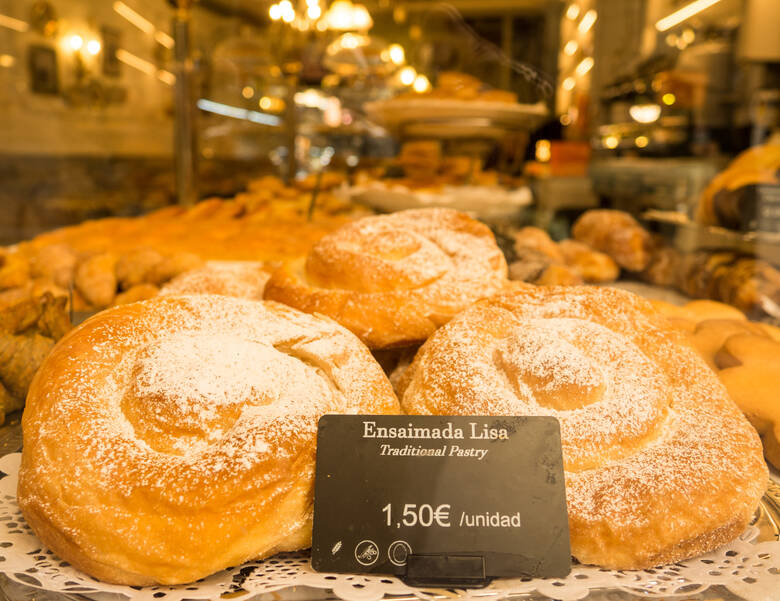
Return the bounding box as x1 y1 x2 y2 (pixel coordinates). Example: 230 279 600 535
312 416 571 586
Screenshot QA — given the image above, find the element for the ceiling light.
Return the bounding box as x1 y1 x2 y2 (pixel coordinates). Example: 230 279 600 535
113 1 154 34
0 13 29 33
399 66 416 86
566 4 580 20
575 57 594 76
656 0 722 32
155 31 174 48
69 35 84 51
197 98 282 126
604 135 619 149
629 103 661 124
115 49 156 75
635 136 649 148
413 74 431 93
562 77 575 91
578 10 597 34
86 40 101 55
389 43 405 65
157 70 175 85
564 40 578 56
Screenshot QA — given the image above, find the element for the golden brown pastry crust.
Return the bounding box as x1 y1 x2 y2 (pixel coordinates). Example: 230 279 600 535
572 210 653 271
18 295 400 585
558 239 620 283
399 286 767 569
161 261 270 300
74 253 118 308
264 209 508 349
513 226 564 262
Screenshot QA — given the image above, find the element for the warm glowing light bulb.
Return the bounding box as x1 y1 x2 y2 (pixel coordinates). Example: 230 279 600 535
566 4 580 20
307 5 321 19
536 140 552 163
259 96 272 110
269 4 282 20
562 77 575 91
389 43 404 65
662 93 676 105
635 136 649 148
656 0 723 32
578 10 597 34
242 86 255 99
564 40 578 56
86 40 101 55
575 56 594 76
629 103 661 124
604 135 620 149
412 74 431 93
353 4 373 30
399 66 416 86
69 35 84 51
340 33 360 48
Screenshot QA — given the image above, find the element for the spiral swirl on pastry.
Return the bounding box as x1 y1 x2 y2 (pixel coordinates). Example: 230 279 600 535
398 286 767 569
264 208 508 349
18 295 399 585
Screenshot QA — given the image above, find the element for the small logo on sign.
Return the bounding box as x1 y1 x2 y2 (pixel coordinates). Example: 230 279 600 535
388 540 412 566
354 540 379 566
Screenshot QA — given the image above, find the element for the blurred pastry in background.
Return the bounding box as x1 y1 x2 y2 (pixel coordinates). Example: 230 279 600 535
397 140 442 184
161 261 270 300
558 239 620 283
572 210 653 272
652 299 780 469
75 253 118 309
0 283 70 423
0 250 30 291
513 226 564 262
696 139 780 231
509 227 617 285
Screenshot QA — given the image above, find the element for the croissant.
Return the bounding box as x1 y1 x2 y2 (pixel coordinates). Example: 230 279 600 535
265 208 508 348
398 286 767 569
18 295 399 585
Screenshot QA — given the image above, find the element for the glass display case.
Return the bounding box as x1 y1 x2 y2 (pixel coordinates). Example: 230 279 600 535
1 2 780 600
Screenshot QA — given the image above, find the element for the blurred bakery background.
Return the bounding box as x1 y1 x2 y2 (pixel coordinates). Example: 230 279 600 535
1 0 780 320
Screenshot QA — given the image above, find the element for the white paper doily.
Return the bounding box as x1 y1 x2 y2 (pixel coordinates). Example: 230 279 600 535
0 453 779 601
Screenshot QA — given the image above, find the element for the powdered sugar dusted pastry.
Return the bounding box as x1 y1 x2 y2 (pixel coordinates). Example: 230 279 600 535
18 295 399 585
264 208 508 348
398 286 767 569
160 261 270 299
